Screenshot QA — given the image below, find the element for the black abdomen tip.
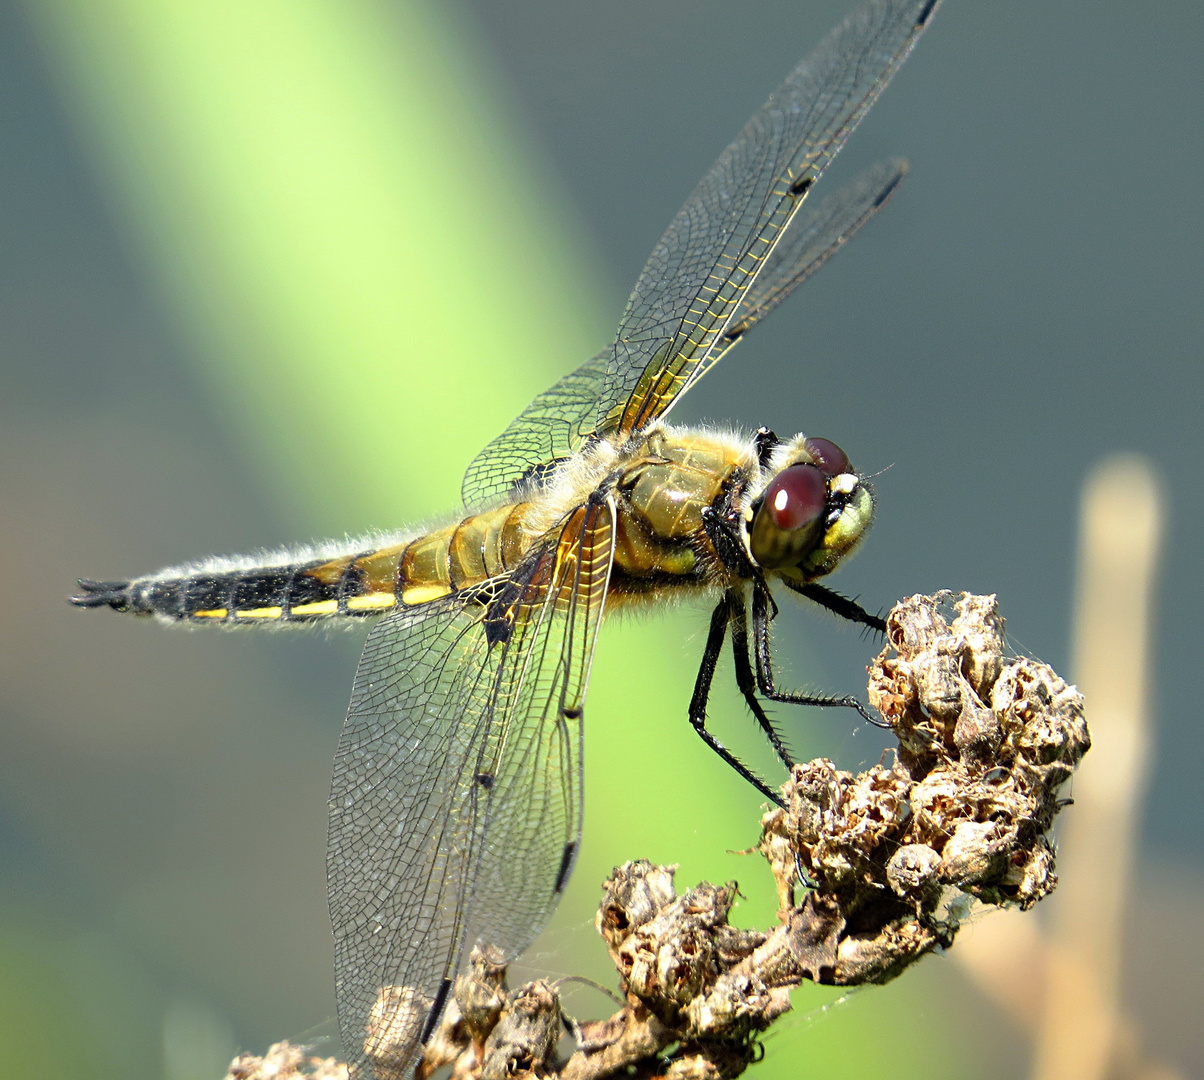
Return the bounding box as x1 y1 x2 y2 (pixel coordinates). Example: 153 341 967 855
69 579 133 611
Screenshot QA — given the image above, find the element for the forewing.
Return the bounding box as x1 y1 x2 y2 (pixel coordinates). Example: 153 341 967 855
719 158 908 346
327 495 615 1078
461 349 609 511
663 159 909 396
662 158 909 391
599 0 939 438
460 2 936 510
460 163 907 514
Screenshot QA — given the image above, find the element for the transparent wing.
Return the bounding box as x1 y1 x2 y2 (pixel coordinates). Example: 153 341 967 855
618 158 915 412
720 158 907 345
460 1 935 511
461 348 609 510
461 158 908 512
599 0 938 437
327 495 615 1079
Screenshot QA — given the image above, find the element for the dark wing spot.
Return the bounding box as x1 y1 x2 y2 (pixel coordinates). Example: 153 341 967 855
420 977 454 1046
482 554 550 647
873 169 906 209
553 841 578 895
473 575 518 646
789 174 815 197
483 603 514 647
516 458 568 494
475 772 495 790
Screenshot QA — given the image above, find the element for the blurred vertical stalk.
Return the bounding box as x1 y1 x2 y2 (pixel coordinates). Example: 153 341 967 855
21 0 607 528
1031 456 1164 1080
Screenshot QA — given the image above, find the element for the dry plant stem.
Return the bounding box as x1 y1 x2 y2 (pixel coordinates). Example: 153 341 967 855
386 592 1089 1080
1032 457 1168 1080
953 458 1183 1080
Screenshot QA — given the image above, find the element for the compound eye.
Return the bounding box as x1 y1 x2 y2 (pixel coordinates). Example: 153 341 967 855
750 463 826 569
804 436 851 477
764 463 825 529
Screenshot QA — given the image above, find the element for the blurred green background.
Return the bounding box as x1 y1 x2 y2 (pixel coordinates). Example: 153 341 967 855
1 0 1200 1077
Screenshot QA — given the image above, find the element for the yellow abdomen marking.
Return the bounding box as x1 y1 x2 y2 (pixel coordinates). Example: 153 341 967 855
346 592 398 612
400 583 453 606
291 600 339 617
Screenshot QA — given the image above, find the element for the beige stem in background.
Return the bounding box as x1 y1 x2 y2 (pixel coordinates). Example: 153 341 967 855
958 455 1176 1080
1032 455 1164 1080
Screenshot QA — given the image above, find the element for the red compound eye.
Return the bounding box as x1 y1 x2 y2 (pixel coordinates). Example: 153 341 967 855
750 463 829 569
804 436 851 477
763 463 826 530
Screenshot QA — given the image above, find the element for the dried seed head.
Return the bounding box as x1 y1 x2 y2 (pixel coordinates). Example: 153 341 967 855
597 860 679 955
886 843 943 903
763 592 1088 992
480 981 562 1080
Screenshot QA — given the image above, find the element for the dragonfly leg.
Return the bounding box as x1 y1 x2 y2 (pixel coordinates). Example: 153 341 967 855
783 579 886 633
752 585 889 728
689 594 785 807
727 590 796 770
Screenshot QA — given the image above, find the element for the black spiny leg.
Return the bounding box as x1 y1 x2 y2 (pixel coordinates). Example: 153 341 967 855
689 594 785 807
728 591 795 771
782 579 886 634
752 585 888 728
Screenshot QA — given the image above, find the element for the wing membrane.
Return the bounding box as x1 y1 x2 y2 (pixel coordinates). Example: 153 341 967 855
722 158 907 343
678 158 910 388
462 349 609 510
462 158 908 510
327 496 615 1078
600 0 938 437
461 1 937 511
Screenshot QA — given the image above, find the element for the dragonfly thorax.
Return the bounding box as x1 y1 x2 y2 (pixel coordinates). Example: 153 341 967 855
605 427 754 590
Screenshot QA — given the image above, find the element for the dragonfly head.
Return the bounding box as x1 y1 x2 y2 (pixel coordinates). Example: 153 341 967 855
748 435 873 581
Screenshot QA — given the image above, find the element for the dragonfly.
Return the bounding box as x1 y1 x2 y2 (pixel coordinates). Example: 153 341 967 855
72 0 939 1074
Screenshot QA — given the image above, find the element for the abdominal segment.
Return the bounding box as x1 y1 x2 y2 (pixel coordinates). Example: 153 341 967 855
73 502 532 624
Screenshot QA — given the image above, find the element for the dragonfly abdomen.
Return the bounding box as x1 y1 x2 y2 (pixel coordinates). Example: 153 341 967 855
71 502 534 624
71 550 403 623
394 501 530 605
